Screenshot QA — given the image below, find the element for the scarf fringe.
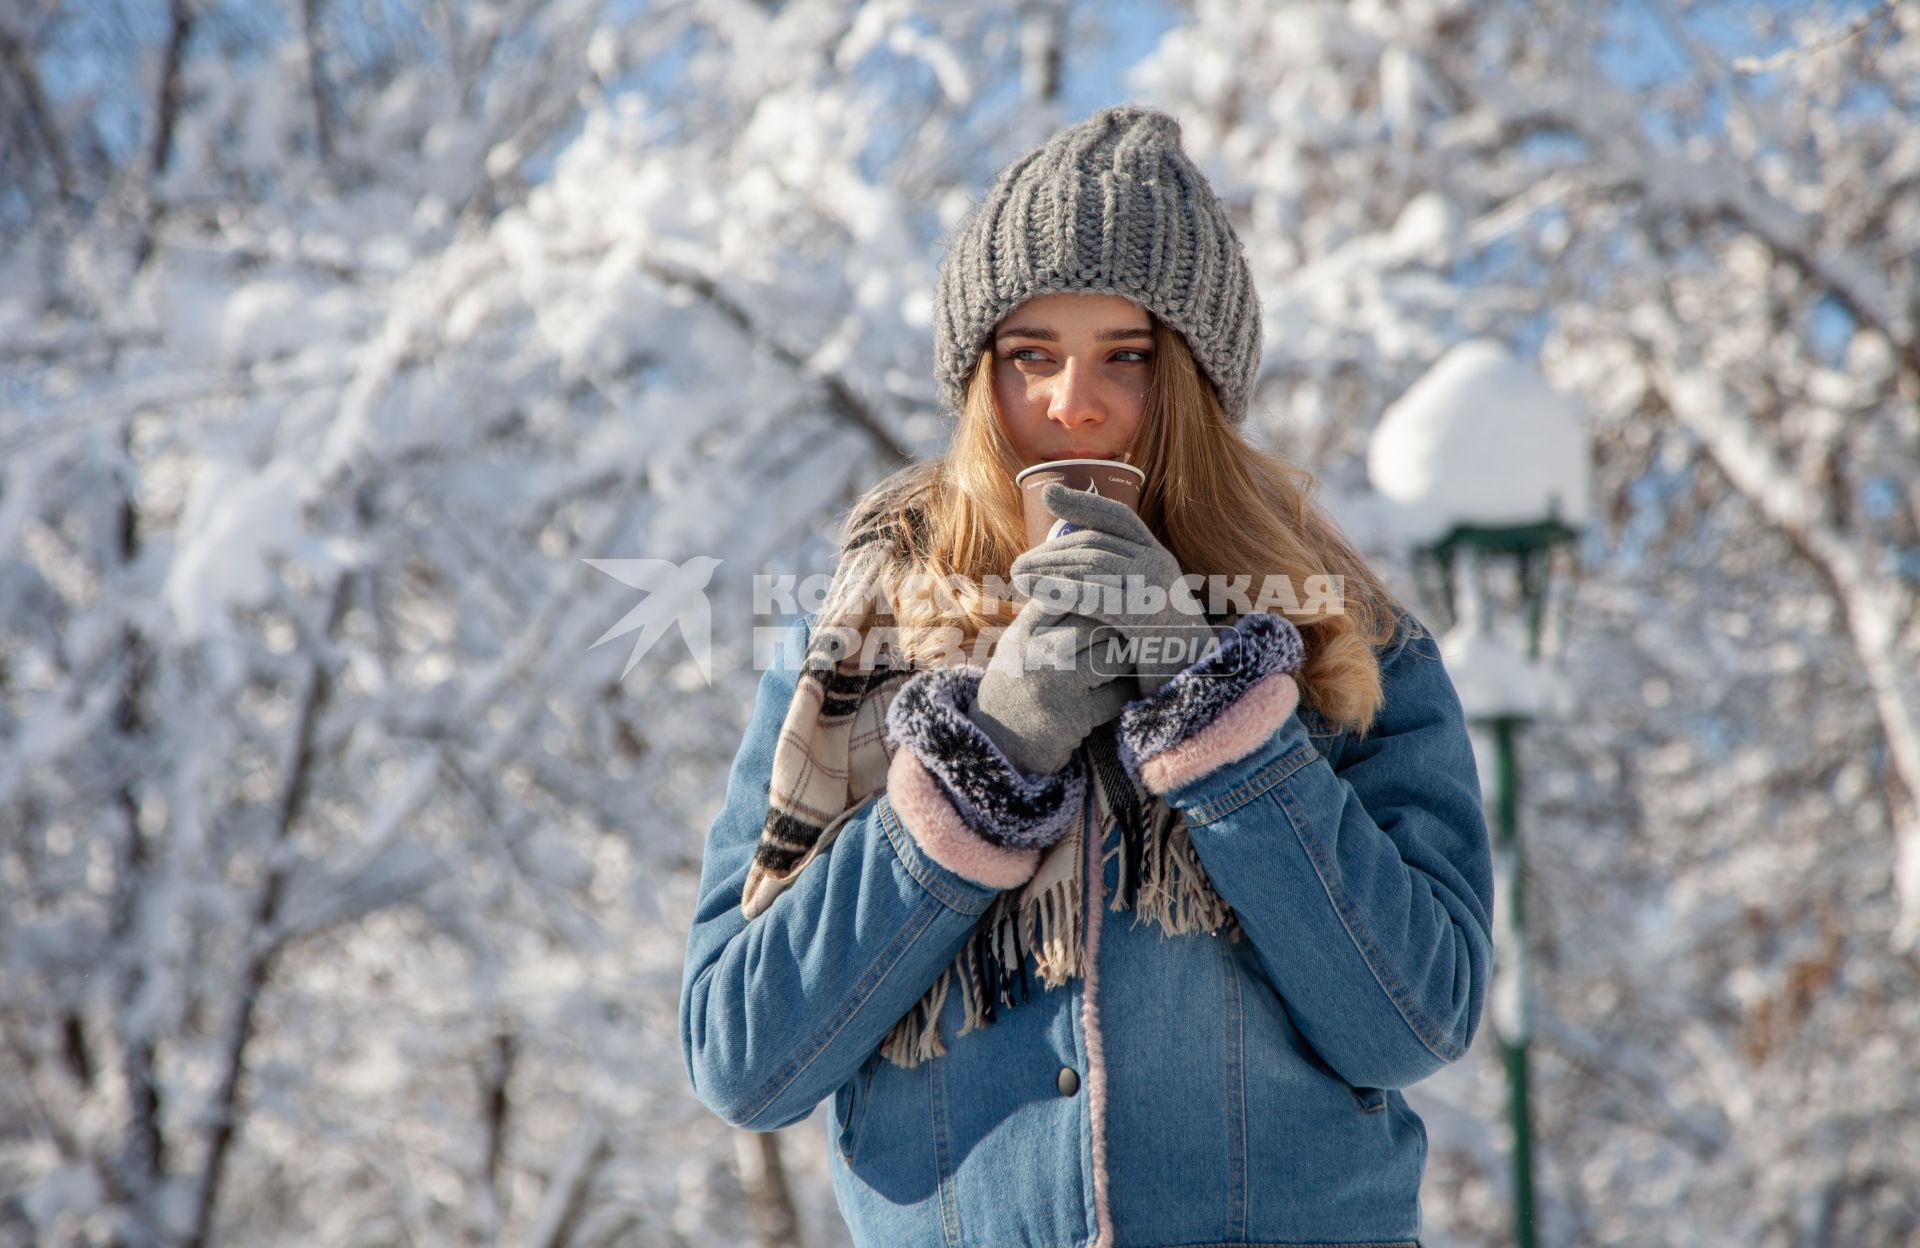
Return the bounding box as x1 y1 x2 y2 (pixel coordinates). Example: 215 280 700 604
1111 808 1240 941
1027 857 1083 990
879 803 1237 1070
880 957 953 1066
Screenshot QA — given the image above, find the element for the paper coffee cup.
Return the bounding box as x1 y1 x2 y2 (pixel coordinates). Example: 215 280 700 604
1014 458 1146 550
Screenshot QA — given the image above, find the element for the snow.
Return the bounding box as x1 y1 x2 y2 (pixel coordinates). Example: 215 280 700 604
1367 338 1593 543
23 1165 104 1234
163 454 365 646
218 279 360 364
1440 621 1562 720
4 2 1917 1246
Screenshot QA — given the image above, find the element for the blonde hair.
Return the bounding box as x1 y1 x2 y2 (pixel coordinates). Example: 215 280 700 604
850 314 1413 737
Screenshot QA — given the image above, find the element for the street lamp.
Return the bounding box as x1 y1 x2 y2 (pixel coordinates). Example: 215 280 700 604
1366 339 1591 1248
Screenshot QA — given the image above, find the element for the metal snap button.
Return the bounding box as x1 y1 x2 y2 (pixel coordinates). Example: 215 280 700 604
1057 1066 1080 1097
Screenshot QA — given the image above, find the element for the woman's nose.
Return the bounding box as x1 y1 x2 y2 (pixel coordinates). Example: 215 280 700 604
1047 359 1104 427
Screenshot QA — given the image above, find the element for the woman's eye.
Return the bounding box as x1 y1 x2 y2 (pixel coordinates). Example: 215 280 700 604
1004 349 1153 364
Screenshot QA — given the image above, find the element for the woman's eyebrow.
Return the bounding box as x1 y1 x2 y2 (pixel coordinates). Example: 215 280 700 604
994 326 1154 343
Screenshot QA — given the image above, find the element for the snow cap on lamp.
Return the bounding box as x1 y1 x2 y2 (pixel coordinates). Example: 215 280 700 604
1368 339 1591 546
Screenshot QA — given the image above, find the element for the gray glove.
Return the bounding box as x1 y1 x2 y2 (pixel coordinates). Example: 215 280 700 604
1012 481 1212 697
967 598 1137 776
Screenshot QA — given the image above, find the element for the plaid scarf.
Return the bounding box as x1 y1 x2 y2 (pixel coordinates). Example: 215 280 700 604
739 489 1241 1068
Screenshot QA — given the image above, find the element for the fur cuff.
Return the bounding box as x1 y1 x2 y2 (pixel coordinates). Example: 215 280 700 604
886 748 1044 888
1117 612 1307 793
885 666 1086 851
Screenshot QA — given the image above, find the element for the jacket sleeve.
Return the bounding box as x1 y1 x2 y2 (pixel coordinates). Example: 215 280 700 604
1115 608 1494 1091
679 614 1080 1130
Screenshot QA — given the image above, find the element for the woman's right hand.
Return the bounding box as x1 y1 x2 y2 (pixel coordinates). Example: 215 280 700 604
967 597 1136 776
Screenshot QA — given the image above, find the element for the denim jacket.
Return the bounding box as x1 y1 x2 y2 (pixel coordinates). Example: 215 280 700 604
681 607 1494 1248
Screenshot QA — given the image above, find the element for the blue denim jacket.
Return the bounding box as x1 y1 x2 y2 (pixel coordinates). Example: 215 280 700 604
681 608 1493 1248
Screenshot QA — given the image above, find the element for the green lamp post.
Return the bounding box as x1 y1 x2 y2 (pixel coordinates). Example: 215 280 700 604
1367 340 1591 1248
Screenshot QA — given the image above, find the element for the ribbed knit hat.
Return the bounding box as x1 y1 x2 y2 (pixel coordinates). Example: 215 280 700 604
933 104 1262 425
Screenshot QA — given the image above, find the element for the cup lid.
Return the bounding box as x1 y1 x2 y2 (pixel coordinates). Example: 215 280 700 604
1014 458 1146 484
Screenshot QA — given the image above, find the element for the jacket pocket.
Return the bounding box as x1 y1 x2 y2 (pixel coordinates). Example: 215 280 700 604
834 1054 878 1164
1284 998 1387 1114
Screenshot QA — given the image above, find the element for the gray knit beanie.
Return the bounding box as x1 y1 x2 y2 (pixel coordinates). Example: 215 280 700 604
932 104 1262 425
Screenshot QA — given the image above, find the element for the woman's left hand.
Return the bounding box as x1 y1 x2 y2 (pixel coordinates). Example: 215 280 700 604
1010 480 1214 697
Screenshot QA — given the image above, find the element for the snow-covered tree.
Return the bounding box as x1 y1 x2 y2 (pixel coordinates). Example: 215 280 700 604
4 0 1914 1245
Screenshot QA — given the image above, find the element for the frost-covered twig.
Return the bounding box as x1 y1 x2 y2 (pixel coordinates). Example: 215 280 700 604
1728 1 1901 75
525 1115 608 1248
640 255 913 464
1629 300 1920 953
184 577 347 1248
134 0 194 269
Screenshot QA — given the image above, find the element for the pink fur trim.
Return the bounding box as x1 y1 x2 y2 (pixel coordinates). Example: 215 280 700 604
1139 671 1301 795
886 748 1041 890
1083 786 1114 1248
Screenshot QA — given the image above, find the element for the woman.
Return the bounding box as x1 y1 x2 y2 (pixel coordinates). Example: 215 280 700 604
681 104 1493 1248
